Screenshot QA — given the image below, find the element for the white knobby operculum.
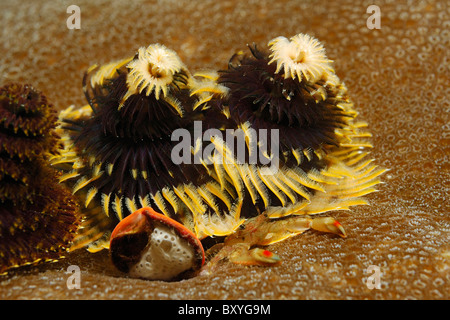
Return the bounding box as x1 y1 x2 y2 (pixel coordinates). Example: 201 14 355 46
120 44 186 108
268 33 334 84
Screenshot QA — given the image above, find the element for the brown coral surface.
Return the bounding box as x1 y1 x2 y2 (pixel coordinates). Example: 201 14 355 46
0 0 448 300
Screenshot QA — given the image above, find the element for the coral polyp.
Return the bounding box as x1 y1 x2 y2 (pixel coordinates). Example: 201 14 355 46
0 83 80 274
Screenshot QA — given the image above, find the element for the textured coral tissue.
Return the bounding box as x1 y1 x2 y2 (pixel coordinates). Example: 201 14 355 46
0 0 449 300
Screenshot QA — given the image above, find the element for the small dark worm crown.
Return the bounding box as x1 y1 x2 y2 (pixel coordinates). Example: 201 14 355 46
0 83 61 203
0 83 60 159
0 83 79 274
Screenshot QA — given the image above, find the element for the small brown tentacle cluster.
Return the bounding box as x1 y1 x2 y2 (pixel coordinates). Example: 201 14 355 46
0 83 80 274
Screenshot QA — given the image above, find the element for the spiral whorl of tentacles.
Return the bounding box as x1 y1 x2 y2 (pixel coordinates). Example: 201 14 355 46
195 33 386 219
54 34 385 275
0 83 79 274
195 33 386 273
54 44 244 251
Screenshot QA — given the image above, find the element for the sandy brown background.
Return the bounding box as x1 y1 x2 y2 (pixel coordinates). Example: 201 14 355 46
0 0 448 299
